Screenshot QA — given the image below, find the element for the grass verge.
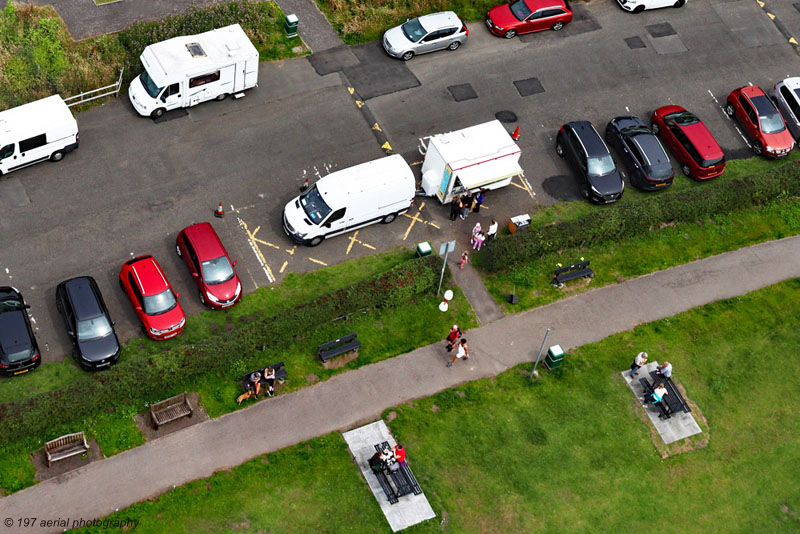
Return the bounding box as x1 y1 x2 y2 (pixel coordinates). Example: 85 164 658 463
72 279 800 533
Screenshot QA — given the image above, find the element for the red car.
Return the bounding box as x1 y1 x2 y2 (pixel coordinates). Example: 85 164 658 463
726 86 794 158
176 222 242 309
486 0 573 38
651 106 726 180
119 255 185 340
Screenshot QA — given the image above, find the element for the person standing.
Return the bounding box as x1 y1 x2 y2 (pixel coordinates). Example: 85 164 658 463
447 338 469 367
473 231 486 251
459 250 469 269
629 351 648 378
449 196 460 221
486 219 498 241
460 194 471 220
445 324 462 352
474 189 486 213
656 361 672 379
394 444 407 466
470 222 482 247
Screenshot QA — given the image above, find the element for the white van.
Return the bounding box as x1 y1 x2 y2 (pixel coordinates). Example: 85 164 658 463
128 24 259 119
282 154 415 247
0 95 79 176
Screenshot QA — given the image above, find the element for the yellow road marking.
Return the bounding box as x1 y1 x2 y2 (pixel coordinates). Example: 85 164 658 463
791 37 799 45
509 181 527 190
410 160 423 166
767 12 775 20
346 231 377 254
250 226 280 249
280 261 288 273
513 174 535 199
238 218 275 282
372 123 382 132
355 100 364 108
347 87 355 95
381 141 392 151
309 258 328 266
756 0 764 7
402 202 424 240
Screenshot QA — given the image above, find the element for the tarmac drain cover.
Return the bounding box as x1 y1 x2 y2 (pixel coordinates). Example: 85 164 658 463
514 78 545 97
625 36 646 49
448 83 478 102
646 22 676 38
495 110 518 123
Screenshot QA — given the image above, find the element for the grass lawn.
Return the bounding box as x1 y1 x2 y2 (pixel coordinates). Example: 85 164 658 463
73 279 800 533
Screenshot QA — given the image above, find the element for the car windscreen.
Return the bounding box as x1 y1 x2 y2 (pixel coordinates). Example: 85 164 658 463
509 0 533 20
622 126 651 136
587 154 616 176
751 96 785 134
401 18 427 42
143 289 177 315
5 346 32 363
649 163 674 180
701 155 725 168
77 316 113 342
202 256 235 285
665 111 699 126
300 186 332 225
140 70 163 99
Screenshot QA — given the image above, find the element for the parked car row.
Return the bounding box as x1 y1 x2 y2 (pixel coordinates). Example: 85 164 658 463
1 223 240 376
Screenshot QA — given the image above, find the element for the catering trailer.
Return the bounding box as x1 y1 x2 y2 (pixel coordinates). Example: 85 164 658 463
420 120 523 203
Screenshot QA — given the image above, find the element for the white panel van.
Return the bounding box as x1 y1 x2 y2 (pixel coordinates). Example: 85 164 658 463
0 95 79 176
282 154 415 247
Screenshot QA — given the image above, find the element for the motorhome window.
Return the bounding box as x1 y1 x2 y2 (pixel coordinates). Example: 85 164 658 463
299 186 332 225
19 134 46 152
0 144 14 160
189 71 221 88
186 43 206 57
140 71 163 99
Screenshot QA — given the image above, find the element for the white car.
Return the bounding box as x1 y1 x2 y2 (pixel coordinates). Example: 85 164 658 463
382 11 468 61
617 0 686 13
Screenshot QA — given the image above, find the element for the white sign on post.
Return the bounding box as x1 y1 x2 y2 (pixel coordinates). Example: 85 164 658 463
437 240 457 296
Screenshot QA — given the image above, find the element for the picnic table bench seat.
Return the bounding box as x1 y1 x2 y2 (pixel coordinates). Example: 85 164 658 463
45 432 89 467
150 392 193 429
648 371 691 414
318 333 360 362
372 442 422 501
552 260 593 287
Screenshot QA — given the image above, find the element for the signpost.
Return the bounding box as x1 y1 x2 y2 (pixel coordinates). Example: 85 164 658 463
437 240 456 296
530 328 551 381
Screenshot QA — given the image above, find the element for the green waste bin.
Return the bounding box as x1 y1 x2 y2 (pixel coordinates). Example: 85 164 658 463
284 14 299 37
415 241 432 258
544 344 564 370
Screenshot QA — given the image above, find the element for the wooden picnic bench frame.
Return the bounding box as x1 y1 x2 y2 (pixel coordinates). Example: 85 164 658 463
552 260 593 287
318 333 360 362
45 432 89 467
150 391 193 430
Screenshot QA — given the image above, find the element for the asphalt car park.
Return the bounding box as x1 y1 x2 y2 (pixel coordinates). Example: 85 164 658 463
1 0 797 365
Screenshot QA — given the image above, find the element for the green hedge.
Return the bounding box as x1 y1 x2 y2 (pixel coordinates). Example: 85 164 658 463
0 256 441 446
481 163 800 271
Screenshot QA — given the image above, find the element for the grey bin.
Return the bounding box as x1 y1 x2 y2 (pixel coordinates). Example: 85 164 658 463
284 14 299 38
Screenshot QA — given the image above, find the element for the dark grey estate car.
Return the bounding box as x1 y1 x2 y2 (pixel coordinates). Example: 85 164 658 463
605 116 674 191
56 276 120 370
0 286 40 376
556 121 624 203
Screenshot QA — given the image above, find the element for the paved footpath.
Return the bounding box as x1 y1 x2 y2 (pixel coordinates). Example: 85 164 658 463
2 236 799 533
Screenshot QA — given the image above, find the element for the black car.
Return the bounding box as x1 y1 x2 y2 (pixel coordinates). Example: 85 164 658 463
556 121 624 203
605 116 674 191
0 286 41 376
56 277 120 370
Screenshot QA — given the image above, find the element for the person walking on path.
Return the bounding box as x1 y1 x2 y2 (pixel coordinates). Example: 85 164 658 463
629 351 648 378
656 361 672 379
459 250 469 269
474 189 486 213
447 338 469 367
449 196 460 221
487 219 498 241
445 324 462 352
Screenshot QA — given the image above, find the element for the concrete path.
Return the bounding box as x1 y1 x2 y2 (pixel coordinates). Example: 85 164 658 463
272 0 344 52
2 236 799 533
448 238 505 325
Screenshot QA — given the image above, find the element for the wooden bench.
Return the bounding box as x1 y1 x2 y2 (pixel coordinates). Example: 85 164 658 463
150 391 193 429
240 361 288 393
45 432 89 467
552 260 594 287
648 371 691 415
318 333 360 362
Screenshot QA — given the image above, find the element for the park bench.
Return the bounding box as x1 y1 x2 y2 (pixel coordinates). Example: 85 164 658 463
240 361 288 393
639 378 671 420
45 432 89 467
551 260 593 287
318 333 360 363
648 371 691 415
378 441 422 496
150 391 193 430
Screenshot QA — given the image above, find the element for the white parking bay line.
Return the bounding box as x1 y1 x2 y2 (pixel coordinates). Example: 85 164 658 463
708 89 751 148
237 217 274 285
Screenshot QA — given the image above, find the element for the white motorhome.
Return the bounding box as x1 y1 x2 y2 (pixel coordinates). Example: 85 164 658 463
420 120 524 203
128 24 259 119
0 95 79 176
283 154 415 247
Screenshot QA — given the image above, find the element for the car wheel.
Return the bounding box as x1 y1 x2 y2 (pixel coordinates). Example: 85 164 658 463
118 276 125 291
402 51 414 61
682 164 692 178
151 108 165 119
581 187 589 199
725 103 735 117
633 5 645 13
215 93 228 101
309 236 323 247
673 0 686 6
176 244 182 257
752 141 763 155
50 150 65 162
555 138 565 158
651 122 660 135
504 29 517 39
381 212 397 224
199 291 206 305
552 21 564 31
448 41 461 51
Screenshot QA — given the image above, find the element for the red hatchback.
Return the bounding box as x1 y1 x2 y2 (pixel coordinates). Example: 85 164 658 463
176 222 241 309
651 106 726 180
119 255 185 340
486 0 573 38
726 86 794 158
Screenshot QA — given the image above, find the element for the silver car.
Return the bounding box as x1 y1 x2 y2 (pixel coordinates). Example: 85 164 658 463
769 77 800 141
383 11 468 61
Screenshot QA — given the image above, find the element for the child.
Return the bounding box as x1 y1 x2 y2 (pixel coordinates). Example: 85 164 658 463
459 250 469 270
470 222 482 246
473 231 486 251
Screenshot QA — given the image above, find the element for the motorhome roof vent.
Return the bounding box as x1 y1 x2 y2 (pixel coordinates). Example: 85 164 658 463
186 43 206 57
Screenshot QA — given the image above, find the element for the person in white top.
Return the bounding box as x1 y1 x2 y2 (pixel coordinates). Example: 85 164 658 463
629 351 648 378
447 338 469 367
487 219 499 240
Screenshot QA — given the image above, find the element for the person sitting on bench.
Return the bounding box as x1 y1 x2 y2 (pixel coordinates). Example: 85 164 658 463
656 361 673 379
394 444 407 466
249 371 262 399
236 371 263 405
263 367 276 397
369 450 387 473
645 382 670 418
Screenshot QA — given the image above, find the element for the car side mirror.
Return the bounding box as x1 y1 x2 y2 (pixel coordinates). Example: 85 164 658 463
175 292 180 298
24 304 31 309
111 320 116 326
232 260 237 267
323 222 331 228
192 272 199 278
68 331 74 336
135 306 142 311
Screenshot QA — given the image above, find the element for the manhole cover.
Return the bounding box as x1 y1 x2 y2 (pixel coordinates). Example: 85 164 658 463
448 83 478 102
646 22 676 38
495 110 518 123
625 36 646 49
513 77 545 97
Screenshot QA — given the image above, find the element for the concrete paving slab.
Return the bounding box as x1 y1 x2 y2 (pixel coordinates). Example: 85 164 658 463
621 363 702 445
712 0 786 48
343 421 436 532
448 83 478 102
647 34 688 55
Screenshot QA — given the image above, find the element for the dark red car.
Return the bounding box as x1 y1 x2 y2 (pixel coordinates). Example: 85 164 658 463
651 105 725 180
176 222 241 309
486 0 573 38
726 86 794 158
119 255 185 340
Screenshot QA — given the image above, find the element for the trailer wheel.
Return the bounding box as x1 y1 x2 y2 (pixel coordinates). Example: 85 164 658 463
50 150 65 162
381 213 397 224
309 236 323 247
151 108 165 119
215 93 228 101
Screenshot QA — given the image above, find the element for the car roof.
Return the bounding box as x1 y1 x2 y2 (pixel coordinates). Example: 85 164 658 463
418 11 462 30
567 121 607 157
611 116 646 130
779 77 800 91
0 309 31 353
63 277 103 321
182 222 226 262
526 0 570 10
632 134 669 167
738 85 766 99
129 256 169 295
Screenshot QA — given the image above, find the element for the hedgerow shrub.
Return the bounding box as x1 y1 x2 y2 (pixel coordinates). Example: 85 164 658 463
480 163 800 271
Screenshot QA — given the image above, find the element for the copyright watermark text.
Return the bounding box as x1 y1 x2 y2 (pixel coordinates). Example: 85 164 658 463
4 517 139 530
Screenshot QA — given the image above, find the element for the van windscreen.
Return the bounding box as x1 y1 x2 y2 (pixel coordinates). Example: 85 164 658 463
140 70 163 99
300 186 332 225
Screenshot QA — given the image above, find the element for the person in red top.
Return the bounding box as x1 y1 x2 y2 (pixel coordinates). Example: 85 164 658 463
445 324 462 352
394 444 407 465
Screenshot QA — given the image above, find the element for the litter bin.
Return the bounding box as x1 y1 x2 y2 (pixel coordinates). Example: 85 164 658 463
544 344 564 370
284 14 299 37
415 241 432 258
